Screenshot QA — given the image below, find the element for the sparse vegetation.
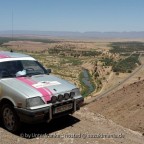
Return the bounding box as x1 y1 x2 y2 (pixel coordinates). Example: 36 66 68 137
112 55 140 73
60 57 82 66
110 42 144 54
48 47 101 57
0 37 58 46
101 58 116 66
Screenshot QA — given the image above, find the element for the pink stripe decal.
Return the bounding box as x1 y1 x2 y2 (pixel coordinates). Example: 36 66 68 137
30 79 53 96
0 54 11 59
17 77 52 102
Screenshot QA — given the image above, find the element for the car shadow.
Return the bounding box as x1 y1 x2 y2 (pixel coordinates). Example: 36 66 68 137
18 115 80 139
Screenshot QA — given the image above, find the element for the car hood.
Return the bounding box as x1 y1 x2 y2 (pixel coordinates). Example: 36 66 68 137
1 74 76 102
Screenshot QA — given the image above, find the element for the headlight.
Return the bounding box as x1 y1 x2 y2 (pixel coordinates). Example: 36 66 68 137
64 93 70 100
26 97 45 107
57 94 63 101
71 88 81 97
51 96 57 103
70 92 75 98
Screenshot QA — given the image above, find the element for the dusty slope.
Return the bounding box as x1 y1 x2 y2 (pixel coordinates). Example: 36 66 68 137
88 80 144 133
0 107 144 144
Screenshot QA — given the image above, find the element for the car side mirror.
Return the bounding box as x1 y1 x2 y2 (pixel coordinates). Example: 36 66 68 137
47 69 51 74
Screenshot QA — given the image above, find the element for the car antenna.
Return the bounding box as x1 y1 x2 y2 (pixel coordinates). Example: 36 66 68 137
10 9 14 53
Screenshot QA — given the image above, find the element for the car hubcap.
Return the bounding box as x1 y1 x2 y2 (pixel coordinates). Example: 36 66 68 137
3 108 15 131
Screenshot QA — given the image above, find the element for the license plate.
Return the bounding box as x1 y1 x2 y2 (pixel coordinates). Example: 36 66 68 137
54 103 73 114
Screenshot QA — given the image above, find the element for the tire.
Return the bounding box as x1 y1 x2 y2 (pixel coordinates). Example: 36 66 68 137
1 103 21 133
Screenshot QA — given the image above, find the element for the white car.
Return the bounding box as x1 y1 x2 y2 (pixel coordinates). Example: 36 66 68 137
0 51 84 133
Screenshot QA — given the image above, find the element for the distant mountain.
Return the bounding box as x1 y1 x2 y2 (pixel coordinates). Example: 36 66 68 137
1 30 144 39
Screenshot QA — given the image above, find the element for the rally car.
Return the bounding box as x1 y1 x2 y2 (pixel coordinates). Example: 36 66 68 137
0 51 84 133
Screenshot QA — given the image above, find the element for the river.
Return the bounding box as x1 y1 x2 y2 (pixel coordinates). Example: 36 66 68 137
81 69 95 97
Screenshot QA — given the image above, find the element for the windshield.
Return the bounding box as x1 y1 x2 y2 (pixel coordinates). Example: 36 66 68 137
0 60 47 78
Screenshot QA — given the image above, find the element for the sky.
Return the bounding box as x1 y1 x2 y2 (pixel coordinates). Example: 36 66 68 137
0 0 144 32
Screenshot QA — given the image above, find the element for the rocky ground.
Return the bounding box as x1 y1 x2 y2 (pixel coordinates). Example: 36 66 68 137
88 80 144 134
0 105 144 144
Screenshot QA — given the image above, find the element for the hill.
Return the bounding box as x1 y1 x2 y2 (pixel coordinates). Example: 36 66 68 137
1 31 144 39
88 80 144 133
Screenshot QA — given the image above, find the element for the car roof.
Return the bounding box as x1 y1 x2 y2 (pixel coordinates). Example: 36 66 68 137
0 51 35 62
0 51 31 58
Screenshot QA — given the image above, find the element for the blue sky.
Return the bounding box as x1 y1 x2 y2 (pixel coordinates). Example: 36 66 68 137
0 0 144 32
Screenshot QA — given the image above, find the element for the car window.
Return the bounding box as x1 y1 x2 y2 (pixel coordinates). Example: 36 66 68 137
21 60 43 71
0 61 23 78
0 60 46 78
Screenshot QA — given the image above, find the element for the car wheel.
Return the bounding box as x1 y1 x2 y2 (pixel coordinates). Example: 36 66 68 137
1 104 20 133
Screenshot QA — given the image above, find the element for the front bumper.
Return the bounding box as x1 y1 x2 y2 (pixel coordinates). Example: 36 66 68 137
15 96 84 123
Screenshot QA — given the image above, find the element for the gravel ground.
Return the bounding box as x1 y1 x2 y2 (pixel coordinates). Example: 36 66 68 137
0 107 144 144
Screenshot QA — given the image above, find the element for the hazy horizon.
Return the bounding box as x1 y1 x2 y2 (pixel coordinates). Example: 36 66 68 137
1 30 144 39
